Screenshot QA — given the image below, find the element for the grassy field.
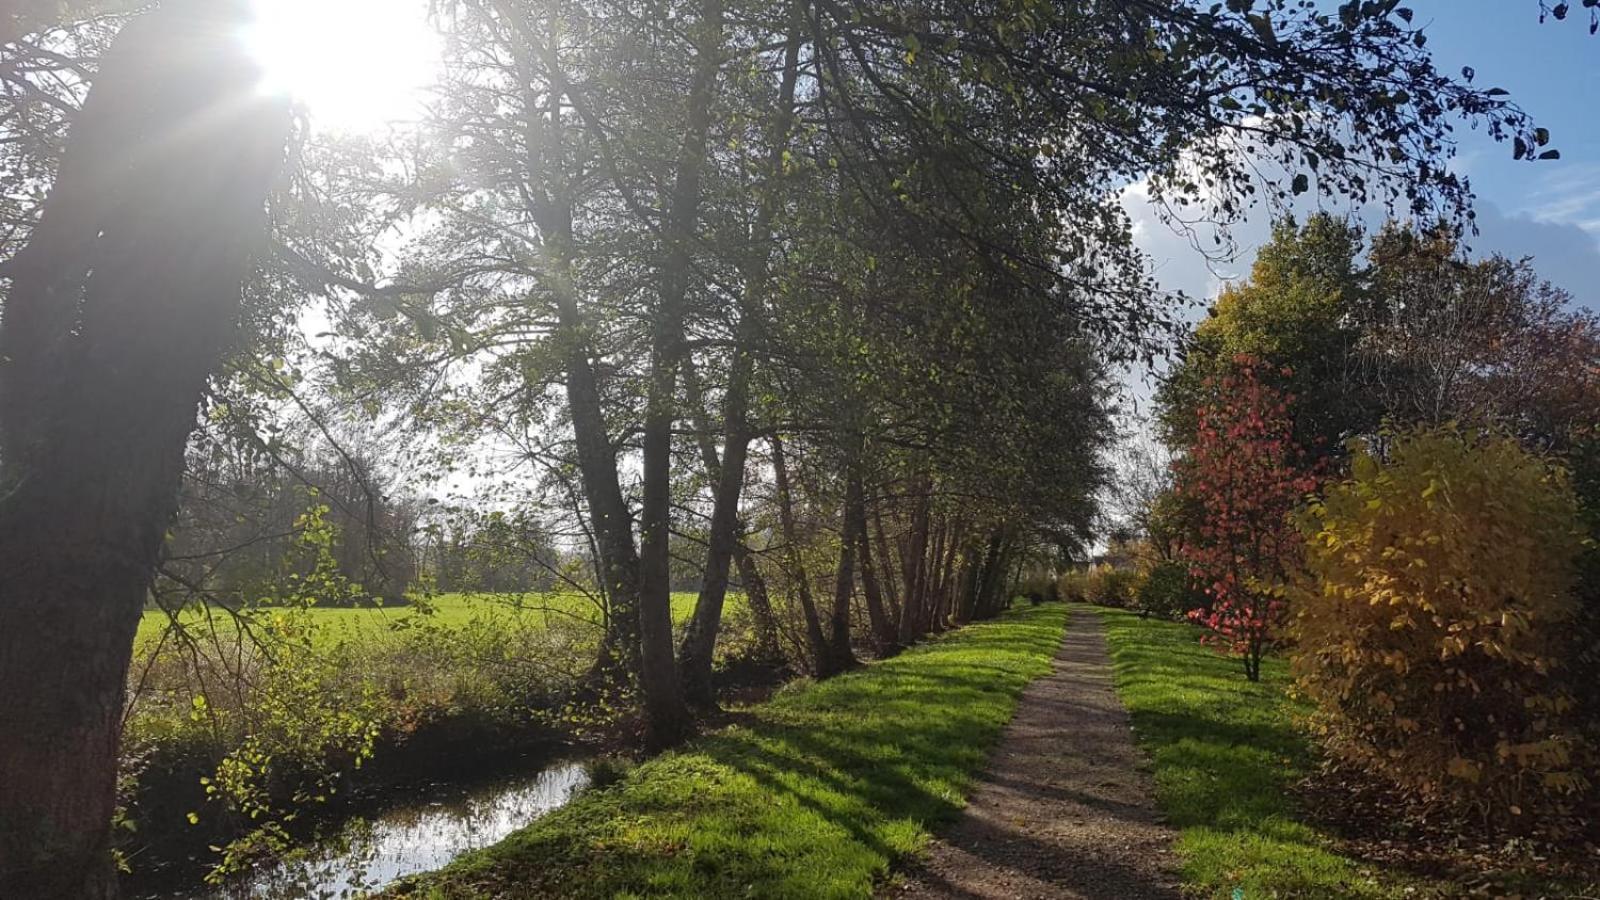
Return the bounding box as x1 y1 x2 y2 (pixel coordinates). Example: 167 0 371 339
136 591 716 647
388 603 1068 899
1093 607 1399 899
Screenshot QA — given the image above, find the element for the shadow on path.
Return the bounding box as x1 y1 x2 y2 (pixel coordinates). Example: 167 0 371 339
885 611 1184 900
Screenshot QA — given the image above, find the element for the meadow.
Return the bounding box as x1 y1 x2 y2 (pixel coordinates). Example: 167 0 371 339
135 591 720 648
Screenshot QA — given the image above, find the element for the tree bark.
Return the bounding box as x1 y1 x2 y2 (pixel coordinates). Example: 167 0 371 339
849 474 897 656
771 434 829 672
635 0 725 748
0 4 288 896
561 306 645 686
936 518 966 626
955 541 983 625
496 5 642 687
896 477 932 644
871 507 901 624
973 528 1012 620
928 512 947 630
818 468 863 677
679 358 782 680
733 545 783 663
675 357 752 707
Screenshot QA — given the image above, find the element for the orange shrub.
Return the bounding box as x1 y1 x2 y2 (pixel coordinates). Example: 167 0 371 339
1292 426 1591 831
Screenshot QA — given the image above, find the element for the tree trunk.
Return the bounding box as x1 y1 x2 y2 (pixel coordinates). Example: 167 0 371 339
771 435 829 671
973 528 1012 620
734 545 783 663
871 507 901 625
679 357 783 680
896 478 932 644
635 0 725 749
675 365 752 707
0 4 288 896
849 474 897 656
563 320 644 687
675 7 801 705
497 10 642 689
955 543 983 625
925 516 949 633
935 518 965 627
818 469 863 677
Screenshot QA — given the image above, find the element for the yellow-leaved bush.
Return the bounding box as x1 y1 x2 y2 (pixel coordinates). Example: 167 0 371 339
1291 425 1592 832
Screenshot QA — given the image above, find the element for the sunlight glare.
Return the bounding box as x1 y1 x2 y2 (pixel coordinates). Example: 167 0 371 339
245 0 439 132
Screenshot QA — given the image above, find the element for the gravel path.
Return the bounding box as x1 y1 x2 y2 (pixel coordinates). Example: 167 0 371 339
887 609 1183 900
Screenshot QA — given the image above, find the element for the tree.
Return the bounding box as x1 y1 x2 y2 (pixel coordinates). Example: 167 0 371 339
1174 357 1319 681
1157 214 1372 454
1356 225 1600 445
0 2 289 896
1161 217 1600 459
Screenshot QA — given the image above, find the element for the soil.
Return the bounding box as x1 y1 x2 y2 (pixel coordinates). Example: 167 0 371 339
887 610 1183 900
1297 762 1600 897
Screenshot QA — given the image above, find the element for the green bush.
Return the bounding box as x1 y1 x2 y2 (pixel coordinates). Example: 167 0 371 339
1135 561 1205 620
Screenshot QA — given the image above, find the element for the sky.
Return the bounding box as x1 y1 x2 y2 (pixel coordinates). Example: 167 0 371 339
1115 1 1600 418
1127 1 1600 317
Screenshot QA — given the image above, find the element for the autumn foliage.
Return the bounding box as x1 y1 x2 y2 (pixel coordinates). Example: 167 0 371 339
1292 426 1592 831
1173 357 1319 681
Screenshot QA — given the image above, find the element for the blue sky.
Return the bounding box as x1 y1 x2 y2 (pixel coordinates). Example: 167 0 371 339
1128 1 1600 314
1419 0 1600 300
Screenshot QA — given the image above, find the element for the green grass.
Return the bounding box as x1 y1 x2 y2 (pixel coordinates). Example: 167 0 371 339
1093 607 1399 899
390 603 1069 899
136 591 714 647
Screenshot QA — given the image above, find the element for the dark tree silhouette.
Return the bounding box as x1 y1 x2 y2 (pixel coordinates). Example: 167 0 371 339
0 2 288 896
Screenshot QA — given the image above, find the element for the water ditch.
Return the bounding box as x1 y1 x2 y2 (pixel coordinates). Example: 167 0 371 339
133 758 590 899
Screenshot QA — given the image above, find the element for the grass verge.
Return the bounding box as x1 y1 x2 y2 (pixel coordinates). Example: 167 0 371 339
390 603 1068 899
1093 606 1399 900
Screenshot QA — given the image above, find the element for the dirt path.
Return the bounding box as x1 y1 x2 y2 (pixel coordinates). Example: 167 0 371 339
887 609 1183 900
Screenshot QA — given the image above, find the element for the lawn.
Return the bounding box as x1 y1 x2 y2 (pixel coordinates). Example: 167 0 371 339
136 591 715 647
388 603 1069 899
1093 607 1398 899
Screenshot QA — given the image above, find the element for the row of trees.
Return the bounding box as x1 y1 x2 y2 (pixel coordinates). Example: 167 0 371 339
0 0 1577 895
1159 216 1599 456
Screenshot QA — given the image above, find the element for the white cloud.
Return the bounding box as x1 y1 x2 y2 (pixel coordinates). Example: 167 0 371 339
1519 163 1600 238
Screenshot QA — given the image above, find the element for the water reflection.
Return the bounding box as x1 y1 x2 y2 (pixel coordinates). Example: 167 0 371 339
159 761 589 899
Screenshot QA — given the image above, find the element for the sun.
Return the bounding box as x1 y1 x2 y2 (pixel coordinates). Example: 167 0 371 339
243 0 440 132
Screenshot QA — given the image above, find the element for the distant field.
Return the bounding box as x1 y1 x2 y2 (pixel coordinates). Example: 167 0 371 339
136 591 720 648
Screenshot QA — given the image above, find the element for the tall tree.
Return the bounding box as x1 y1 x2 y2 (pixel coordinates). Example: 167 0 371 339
0 2 289 896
